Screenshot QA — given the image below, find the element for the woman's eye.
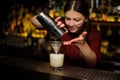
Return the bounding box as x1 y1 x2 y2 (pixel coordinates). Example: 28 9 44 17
74 19 81 22
65 18 70 21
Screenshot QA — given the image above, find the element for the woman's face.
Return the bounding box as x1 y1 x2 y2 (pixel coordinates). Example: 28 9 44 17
65 10 86 33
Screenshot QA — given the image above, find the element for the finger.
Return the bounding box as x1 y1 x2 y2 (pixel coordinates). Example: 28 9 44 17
57 21 62 26
81 31 87 38
70 33 86 43
70 37 80 43
54 16 61 22
63 41 71 45
60 24 65 28
64 27 68 33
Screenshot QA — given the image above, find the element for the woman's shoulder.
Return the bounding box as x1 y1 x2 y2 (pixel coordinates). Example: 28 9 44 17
90 26 101 35
89 26 102 40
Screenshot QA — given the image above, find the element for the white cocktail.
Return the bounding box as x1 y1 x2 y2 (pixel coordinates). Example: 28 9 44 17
50 53 64 70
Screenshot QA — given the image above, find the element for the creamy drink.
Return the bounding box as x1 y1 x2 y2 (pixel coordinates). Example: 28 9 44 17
50 53 64 68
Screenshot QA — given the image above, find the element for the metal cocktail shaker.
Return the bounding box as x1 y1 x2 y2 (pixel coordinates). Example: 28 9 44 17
36 12 65 40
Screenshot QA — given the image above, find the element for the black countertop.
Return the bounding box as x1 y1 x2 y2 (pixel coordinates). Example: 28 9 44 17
0 55 120 80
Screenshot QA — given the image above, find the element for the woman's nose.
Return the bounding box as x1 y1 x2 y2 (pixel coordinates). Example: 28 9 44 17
69 20 74 26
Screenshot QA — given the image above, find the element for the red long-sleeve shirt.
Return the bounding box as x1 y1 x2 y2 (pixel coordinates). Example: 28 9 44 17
60 26 102 67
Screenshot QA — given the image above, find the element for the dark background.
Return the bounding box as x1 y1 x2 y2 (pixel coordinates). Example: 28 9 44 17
0 0 49 37
0 0 49 21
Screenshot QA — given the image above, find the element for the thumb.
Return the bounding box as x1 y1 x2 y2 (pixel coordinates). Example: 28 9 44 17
81 31 87 38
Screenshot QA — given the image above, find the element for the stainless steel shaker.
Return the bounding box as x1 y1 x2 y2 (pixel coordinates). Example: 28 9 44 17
36 12 65 40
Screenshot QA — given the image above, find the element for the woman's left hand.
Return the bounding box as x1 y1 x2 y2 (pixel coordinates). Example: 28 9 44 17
63 31 87 45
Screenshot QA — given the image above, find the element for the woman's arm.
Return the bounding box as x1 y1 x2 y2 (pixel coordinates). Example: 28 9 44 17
63 31 101 66
77 41 97 66
30 15 42 28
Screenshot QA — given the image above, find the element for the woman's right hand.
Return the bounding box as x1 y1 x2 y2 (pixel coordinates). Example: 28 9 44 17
55 17 65 28
55 16 68 33
54 17 68 33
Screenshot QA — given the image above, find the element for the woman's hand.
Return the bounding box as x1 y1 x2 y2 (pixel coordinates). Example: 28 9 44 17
63 31 87 45
55 17 64 28
31 15 43 28
54 17 68 33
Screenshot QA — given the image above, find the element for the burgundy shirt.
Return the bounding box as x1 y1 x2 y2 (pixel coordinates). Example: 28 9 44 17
60 26 102 67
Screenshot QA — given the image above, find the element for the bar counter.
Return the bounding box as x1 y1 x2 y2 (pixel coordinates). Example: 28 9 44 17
0 55 120 80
